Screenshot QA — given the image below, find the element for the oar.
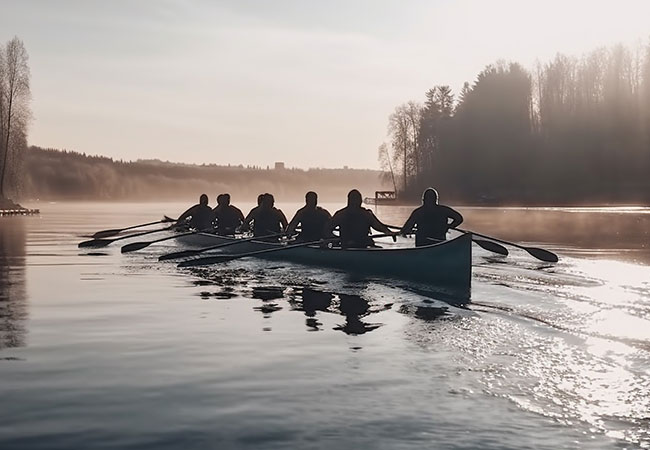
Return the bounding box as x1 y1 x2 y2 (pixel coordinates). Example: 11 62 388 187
79 226 174 248
386 224 508 256
158 232 286 261
457 228 558 263
121 231 201 253
427 236 508 256
177 233 396 268
92 216 176 239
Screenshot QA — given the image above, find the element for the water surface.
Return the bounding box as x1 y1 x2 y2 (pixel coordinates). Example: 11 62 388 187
1 202 649 449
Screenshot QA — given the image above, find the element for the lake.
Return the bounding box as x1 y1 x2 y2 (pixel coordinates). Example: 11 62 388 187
1 202 649 449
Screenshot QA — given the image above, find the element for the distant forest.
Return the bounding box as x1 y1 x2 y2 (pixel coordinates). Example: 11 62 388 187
381 41 650 205
20 146 387 202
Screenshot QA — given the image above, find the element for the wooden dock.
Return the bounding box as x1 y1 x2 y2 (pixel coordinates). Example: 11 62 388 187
0 208 40 216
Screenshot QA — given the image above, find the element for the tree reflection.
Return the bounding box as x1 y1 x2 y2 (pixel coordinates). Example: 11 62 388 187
0 217 27 350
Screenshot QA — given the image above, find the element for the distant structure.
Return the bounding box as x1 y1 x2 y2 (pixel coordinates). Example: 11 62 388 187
274 162 285 170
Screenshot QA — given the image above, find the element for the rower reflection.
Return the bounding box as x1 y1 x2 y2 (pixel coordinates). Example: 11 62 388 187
251 286 285 318
334 293 382 335
294 288 334 331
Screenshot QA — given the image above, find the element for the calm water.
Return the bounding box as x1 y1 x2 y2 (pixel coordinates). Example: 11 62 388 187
1 202 649 449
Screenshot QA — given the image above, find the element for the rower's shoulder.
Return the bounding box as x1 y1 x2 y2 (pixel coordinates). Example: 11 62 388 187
316 206 331 216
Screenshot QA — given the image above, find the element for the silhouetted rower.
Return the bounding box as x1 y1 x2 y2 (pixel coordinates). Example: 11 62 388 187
328 189 395 248
401 188 463 246
176 194 214 231
213 193 245 236
243 193 288 238
242 193 265 233
287 191 332 241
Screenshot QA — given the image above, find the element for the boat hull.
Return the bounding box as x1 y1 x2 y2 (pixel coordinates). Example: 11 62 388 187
176 233 472 297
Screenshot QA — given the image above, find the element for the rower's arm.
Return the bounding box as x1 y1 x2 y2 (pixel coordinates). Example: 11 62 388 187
401 212 417 235
368 211 394 235
287 210 302 235
326 212 341 234
176 205 195 222
243 210 255 227
447 207 464 229
242 208 256 232
278 210 289 231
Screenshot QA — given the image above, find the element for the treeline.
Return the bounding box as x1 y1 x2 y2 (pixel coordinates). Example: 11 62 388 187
382 41 650 205
21 146 387 202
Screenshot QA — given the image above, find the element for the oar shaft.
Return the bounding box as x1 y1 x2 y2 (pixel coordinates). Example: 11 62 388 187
456 228 558 262
92 218 175 238
158 232 286 261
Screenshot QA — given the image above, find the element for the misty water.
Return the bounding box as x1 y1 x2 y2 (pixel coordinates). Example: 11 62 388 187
1 202 649 449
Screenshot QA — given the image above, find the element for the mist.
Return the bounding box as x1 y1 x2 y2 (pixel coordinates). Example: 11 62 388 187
20 146 389 203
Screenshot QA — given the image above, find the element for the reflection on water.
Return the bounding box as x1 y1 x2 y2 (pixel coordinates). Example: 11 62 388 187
289 288 333 331
0 217 27 350
2 202 650 450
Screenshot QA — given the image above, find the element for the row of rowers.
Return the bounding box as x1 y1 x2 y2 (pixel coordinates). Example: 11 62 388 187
176 189 464 249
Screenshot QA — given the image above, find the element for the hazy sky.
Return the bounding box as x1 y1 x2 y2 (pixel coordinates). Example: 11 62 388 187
2 0 649 169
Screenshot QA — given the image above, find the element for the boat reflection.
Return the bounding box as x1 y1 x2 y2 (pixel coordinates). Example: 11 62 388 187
0 217 27 350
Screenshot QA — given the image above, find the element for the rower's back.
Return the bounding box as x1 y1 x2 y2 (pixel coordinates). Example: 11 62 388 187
334 206 374 248
410 204 458 245
178 194 214 231
402 188 463 246
251 194 287 238
214 194 244 235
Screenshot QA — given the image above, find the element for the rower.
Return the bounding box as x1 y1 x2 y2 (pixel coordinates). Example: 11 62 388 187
328 189 396 248
242 193 265 232
243 193 288 239
213 193 245 236
176 194 214 231
287 191 332 241
400 188 463 246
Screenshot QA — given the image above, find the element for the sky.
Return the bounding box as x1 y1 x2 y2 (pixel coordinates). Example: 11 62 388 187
2 0 649 169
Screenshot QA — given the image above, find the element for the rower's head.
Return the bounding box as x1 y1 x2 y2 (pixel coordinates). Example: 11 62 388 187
199 194 209 206
257 194 265 206
305 191 317 208
422 188 439 206
262 193 275 208
347 189 363 208
219 193 230 206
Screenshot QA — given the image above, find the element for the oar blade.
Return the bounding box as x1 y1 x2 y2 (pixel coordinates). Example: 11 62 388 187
120 242 151 253
473 238 508 256
92 229 122 239
78 239 111 248
525 247 559 263
158 250 200 261
178 255 232 268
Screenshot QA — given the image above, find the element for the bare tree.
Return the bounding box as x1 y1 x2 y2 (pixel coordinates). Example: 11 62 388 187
0 37 31 200
388 102 422 193
377 143 397 192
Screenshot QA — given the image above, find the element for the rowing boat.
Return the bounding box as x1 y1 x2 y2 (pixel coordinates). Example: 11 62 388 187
176 232 472 297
